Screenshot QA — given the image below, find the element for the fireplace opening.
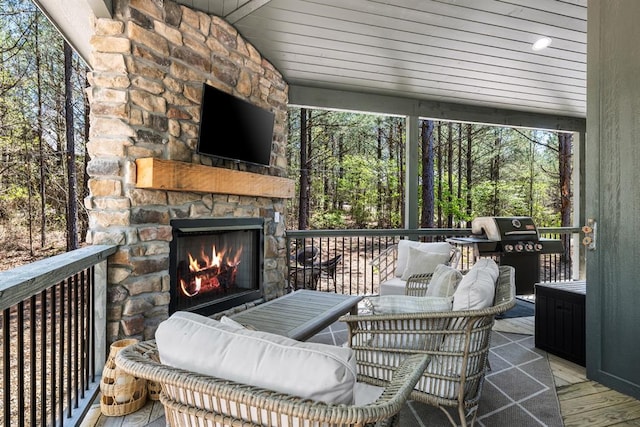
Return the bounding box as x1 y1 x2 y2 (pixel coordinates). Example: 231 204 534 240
169 218 263 316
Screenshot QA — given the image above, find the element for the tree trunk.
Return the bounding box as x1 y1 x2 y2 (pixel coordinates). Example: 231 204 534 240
336 135 344 210
528 131 535 217
35 13 46 248
436 122 443 227
559 132 573 261
298 108 310 230
447 122 454 227
420 120 435 228
465 124 473 227
491 128 502 215
376 119 384 226
457 123 463 227
80 70 91 242
64 41 78 250
397 120 404 224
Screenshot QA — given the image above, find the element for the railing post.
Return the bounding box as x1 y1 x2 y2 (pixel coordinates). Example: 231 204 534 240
94 258 108 373
573 129 587 280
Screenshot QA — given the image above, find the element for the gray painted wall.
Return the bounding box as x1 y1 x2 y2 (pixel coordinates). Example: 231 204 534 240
586 0 640 398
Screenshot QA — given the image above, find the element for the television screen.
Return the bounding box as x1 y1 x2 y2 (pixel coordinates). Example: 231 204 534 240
197 83 275 167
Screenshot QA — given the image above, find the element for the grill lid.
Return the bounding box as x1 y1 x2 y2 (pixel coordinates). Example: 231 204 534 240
471 216 539 241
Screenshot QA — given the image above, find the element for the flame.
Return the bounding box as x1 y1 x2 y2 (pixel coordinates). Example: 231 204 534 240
179 244 243 298
228 247 243 267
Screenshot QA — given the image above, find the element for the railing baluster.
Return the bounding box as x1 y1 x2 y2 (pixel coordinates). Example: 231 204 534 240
30 295 36 426
3 308 10 427
17 302 24 427
90 265 96 382
58 280 65 427
67 273 74 414
0 246 114 425
285 228 579 296
80 269 86 398
51 283 57 427
40 290 47 427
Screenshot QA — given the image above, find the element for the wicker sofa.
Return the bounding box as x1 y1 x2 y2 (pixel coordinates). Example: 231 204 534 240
116 336 430 427
340 265 516 427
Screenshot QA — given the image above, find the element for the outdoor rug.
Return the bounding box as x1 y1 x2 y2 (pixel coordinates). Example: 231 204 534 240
496 298 535 319
128 328 562 427
395 331 563 427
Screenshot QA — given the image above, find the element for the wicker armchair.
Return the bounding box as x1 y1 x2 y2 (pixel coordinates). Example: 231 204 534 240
340 265 516 427
115 340 430 427
371 242 462 296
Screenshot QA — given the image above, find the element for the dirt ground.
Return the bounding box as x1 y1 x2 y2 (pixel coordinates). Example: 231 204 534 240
0 224 67 272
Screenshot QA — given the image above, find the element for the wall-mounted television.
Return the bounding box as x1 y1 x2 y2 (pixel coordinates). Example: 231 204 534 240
197 83 275 167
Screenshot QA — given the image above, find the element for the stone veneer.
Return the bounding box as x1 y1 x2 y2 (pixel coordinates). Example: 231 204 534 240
85 0 289 344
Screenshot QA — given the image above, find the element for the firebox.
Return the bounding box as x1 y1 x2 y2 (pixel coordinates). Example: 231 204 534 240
169 217 264 316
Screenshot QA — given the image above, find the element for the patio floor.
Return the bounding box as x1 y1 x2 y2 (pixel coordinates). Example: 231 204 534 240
81 316 640 427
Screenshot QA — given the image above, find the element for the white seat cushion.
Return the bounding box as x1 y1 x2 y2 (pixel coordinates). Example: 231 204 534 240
452 259 499 311
156 311 358 404
379 277 407 296
353 382 385 406
395 241 452 277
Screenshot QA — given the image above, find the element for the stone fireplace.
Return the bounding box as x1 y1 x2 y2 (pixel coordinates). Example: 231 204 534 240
84 0 292 344
169 217 264 315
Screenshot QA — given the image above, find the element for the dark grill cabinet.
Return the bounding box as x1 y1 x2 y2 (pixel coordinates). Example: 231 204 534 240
535 282 586 366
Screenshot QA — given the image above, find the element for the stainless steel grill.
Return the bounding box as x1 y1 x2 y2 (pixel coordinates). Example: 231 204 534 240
450 216 564 294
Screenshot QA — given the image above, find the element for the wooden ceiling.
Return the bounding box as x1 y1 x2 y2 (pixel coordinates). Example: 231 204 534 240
175 0 587 119
35 0 586 128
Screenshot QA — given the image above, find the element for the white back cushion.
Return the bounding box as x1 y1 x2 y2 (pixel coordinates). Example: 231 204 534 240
426 264 463 297
395 241 452 277
156 311 357 404
452 258 499 311
400 247 450 280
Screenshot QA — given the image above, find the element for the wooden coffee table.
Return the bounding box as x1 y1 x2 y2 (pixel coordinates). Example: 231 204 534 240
230 290 362 341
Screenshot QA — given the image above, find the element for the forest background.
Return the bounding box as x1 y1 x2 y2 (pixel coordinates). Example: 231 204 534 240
0 0 573 271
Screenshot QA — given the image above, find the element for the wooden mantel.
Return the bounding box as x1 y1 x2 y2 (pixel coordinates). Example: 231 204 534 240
135 158 295 199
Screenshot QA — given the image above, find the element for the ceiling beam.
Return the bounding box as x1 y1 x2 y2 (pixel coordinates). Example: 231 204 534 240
33 0 112 67
225 0 272 24
289 84 586 132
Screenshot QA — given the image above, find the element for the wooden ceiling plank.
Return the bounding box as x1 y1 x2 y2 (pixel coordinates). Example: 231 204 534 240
292 0 586 42
240 9 586 67
238 19 586 76
270 44 585 90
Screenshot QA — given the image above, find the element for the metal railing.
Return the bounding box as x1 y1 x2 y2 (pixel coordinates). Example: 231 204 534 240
285 227 581 295
0 245 116 427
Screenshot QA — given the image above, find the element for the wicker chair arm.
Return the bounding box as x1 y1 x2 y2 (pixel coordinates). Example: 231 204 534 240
369 244 398 267
116 340 429 425
404 273 434 296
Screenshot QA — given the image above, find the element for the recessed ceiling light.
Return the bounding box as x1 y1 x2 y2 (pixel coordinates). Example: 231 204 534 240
532 37 552 51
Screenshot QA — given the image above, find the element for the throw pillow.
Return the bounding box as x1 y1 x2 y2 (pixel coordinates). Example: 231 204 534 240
426 264 463 297
363 295 453 314
400 247 450 280
156 311 357 405
395 241 452 277
219 315 246 330
452 258 499 311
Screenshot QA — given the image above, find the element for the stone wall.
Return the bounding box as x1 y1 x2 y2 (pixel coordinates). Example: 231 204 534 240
85 0 290 344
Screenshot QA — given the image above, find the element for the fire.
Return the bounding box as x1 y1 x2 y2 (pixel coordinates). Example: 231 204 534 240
178 244 242 297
